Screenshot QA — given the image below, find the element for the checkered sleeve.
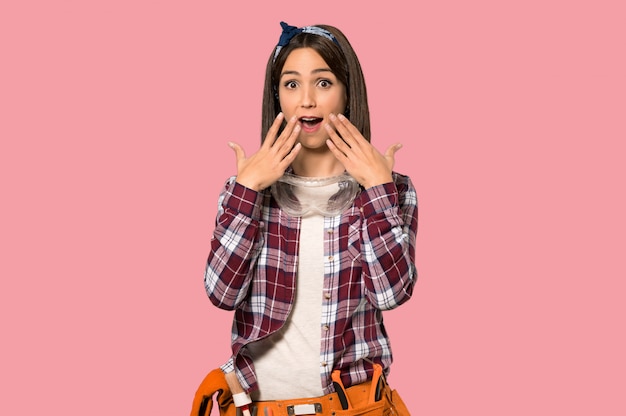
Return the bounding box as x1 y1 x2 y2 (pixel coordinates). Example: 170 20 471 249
358 173 418 310
204 177 265 310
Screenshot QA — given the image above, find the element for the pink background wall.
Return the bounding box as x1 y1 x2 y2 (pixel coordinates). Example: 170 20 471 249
1 1 624 414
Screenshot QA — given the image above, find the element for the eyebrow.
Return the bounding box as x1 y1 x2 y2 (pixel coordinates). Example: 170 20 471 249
280 68 334 78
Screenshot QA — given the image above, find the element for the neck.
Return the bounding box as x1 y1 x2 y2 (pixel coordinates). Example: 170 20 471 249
291 150 345 177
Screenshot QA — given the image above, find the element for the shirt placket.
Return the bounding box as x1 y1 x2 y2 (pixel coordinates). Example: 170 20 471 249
319 215 341 394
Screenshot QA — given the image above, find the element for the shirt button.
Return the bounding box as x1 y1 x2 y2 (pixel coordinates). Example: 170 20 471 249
327 229 333 234
323 325 329 331
324 293 331 300
327 256 333 261
259 222 265 228
321 362 327 367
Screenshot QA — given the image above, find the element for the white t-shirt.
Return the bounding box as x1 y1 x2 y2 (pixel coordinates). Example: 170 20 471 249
248 182 339 400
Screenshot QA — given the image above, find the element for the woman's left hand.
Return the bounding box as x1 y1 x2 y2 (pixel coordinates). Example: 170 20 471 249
325 113 402 188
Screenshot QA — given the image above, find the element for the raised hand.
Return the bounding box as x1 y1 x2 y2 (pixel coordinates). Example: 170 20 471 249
325 113 402 189
228 113 302 191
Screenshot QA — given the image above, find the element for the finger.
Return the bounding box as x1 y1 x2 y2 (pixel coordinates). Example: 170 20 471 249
328 113 353 143
329 114 366 158
228 141 246 163
273 115 299 150
275 124 301 158
384 143 403 169
262 112 285 149
278 142 302 169
385 143 403 158
335 113 366 145
324 123 351 155
276 116 299 146
326 139 349 164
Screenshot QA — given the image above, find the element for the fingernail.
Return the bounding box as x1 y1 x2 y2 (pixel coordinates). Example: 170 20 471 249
324 123 331 130
294 124 301 131
227 141 235 148
338 113 346 120
329 113 336 120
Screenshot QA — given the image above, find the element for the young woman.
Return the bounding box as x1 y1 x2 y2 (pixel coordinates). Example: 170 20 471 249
195 22 417 416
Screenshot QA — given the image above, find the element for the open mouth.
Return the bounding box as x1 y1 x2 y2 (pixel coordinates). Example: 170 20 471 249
299 117 324 129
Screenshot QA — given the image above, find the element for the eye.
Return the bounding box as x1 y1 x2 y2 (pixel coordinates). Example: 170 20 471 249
318 79 333 88
284 80 298 89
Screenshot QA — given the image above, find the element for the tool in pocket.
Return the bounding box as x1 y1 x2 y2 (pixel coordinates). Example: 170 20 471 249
331 363 386 410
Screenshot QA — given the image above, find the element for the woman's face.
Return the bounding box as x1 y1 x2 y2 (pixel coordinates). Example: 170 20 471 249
278 47 347 150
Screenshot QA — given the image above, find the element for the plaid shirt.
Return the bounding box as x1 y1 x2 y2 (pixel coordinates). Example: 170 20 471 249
204 172 418 395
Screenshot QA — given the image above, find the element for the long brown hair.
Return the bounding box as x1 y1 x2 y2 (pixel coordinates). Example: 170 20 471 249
261 24 371 142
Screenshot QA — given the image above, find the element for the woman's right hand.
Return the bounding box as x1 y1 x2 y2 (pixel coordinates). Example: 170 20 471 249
228 113 302 191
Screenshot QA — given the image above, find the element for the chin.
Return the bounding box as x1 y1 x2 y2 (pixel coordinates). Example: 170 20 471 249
299 136 330 150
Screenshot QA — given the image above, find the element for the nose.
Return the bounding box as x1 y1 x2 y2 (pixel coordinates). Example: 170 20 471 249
300 86 316 108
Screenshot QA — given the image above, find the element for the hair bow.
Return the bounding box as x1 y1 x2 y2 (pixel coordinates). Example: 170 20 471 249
273 21 340 61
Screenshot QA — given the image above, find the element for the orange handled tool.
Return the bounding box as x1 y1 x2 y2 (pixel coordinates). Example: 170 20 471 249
331 370 352 410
